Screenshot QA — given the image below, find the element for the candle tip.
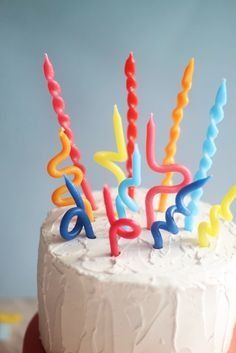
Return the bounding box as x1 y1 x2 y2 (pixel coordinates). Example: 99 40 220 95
148 113 155 125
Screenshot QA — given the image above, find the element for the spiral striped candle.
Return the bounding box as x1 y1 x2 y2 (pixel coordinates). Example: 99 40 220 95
43 54 96 210
185 79 227 231
125 52 138 198
159 58 194 212
198 185 236 247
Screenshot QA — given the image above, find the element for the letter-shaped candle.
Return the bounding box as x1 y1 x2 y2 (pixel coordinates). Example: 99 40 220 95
116 144 141 218
198 185 236 247
94 105 127 184
47 129 93 221
145 114 192 229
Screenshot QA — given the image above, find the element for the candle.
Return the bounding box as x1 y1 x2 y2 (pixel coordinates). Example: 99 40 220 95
103 185 141 256
185 79 227 231
145 114 192 229
159 58 195 212
47 128 93 221
43 54 96 210
60 176 95 241
198 185 236 247
125 52 138 198
116 144 141 218
94 105 127 184
151 177 210 249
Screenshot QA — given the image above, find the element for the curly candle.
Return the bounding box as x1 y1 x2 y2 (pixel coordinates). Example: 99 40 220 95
185 79 227 231
145 114 192 229
151 177 210 249
159 58 194 212
43 54 96 210
116 144 141 218
103 185 141 256
60 176 95 241
125 52 138 198
198 185 236 247
94 105 127 184
47 129 93 221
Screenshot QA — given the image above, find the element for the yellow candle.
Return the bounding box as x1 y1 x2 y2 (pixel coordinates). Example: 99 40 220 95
94 105 127 184
198 185 236 247
0 313 22 324
47 129 93 221
159 58 194 212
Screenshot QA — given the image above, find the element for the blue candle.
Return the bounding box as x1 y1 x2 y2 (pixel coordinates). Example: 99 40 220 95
60 176 95 240
185 79 227 231
116 144 141 218
151 177 210 249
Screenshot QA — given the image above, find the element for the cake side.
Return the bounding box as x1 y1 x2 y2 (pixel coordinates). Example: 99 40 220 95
38 189 236 353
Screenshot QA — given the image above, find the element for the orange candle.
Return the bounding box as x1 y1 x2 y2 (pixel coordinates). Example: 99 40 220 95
159 58 194 212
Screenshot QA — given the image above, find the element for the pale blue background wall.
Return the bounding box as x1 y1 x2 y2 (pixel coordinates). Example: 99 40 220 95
0 0 236 297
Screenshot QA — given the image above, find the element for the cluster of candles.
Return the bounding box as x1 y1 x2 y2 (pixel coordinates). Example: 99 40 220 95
44 53 236 256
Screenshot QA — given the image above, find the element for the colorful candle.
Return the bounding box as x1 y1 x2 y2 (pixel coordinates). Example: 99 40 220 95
151 177 210 249
60 176 95 241
185 79 227 231
159 58 194 212
103 185 141 256
198 185 236 247
116 144 141 218
47 128 93 221
125 52 138 198
94 105 127 184
145 114 192 229
43 54 96 210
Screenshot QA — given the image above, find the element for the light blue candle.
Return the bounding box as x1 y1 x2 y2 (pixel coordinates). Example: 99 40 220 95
185 79 227 231
116 144 141 218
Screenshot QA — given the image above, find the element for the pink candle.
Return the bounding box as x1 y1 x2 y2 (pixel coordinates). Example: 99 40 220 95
145 114 192 229
43 54 96 210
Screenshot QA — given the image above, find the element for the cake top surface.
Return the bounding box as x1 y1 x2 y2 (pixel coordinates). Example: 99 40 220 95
41 189 236 288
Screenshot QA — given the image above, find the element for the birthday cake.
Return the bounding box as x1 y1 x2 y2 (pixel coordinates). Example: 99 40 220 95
37 54 236 353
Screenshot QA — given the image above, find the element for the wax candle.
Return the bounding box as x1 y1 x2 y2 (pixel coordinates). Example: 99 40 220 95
103 185 141 256
185 79 227 231
159 58 194 212
198 185 236 247
94 105 127 184
60 176 95 240
125 52 138 198
145 114 192 229
116 144 141 218
151 177 210 249
47 128 93 221
43 54 96 210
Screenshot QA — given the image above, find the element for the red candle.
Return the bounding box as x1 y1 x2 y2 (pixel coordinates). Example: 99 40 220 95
103 185 141 256
125 52 138 198
43 54 96 210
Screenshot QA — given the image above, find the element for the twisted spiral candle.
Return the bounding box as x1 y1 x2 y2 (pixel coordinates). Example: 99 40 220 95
47 129 93 221
185 79 227 231
60 176 95 241
116 144 141 218
198 185 236 247
145 114 192 229
151 177 210 249
43 54 96 210
159 58 194 212
103 185 141 256
125 52 138 198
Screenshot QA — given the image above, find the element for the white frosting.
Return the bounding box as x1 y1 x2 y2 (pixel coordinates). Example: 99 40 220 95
38 189 236 353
